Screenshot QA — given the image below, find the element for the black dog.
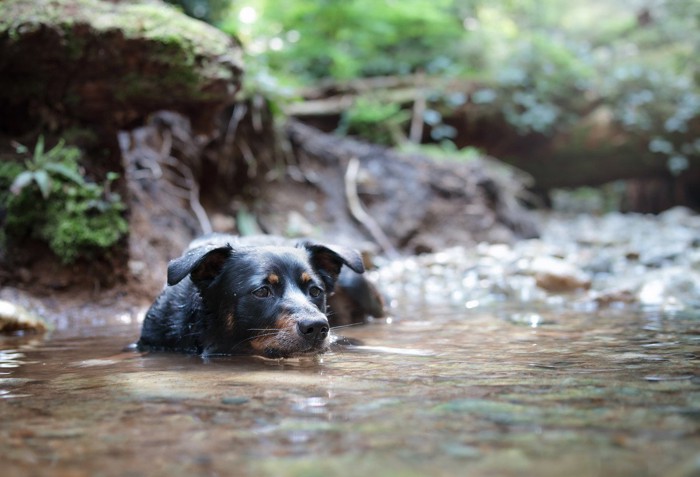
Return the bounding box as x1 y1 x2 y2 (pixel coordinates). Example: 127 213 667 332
138 234 382 358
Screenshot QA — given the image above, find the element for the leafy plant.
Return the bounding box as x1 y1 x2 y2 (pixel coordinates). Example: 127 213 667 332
1 137 128 264
221 0 466 82
10 136 85 199
400 142 483 163
337 96 411 145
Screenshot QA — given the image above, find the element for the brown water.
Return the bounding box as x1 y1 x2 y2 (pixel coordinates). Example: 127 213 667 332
1 303 699 477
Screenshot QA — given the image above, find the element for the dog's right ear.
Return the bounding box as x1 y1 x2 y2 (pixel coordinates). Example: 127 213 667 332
167 244 233 287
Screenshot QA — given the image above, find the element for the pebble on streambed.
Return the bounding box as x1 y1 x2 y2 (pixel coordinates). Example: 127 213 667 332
526 256 591 292
0 300 49 334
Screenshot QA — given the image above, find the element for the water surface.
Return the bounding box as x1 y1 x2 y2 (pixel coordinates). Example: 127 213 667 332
1 303 699 477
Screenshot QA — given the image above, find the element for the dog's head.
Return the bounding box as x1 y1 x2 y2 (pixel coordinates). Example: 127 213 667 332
166 240 364 358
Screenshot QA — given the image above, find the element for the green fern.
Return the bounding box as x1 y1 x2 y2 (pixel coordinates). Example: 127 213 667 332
2 137 128 264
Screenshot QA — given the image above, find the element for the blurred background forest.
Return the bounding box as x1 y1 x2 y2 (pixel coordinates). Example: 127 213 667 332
1 0 700 290
192 0 700 212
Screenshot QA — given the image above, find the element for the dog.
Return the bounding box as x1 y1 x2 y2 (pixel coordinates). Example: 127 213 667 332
137 234 383 358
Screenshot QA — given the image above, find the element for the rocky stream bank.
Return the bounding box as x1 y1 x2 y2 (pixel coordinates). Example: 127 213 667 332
2 207 699 333
375 207 700 317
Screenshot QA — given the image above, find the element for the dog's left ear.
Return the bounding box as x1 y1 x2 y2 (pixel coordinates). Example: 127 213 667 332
167 244 233 288
300 241 365 291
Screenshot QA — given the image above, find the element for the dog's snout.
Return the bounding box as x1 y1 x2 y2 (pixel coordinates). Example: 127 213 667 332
297 317 329 341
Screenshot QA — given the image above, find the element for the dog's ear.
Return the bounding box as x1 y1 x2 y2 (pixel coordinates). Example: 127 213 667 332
167 244 233 287
300 241 365 291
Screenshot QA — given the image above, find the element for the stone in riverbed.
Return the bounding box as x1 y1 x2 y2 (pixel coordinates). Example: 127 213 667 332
527 256 591 292
0 300 49 334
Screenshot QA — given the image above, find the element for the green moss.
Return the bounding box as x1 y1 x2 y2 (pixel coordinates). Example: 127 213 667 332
0 0 242 103
338 96 411 145
0 161 24 249
0 0 231 49
0 138 128 264
0 161 23 187
41 183 128 263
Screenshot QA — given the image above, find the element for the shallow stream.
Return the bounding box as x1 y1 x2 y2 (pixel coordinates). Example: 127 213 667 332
1 300 699 477
3 211 700 476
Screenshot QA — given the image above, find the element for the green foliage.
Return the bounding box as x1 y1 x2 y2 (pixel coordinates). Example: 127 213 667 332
403 142 482 161
164 0 230 24
550 184 626 214
493 34 595 134
602 65 700 176
337 97 411 145
221 0 465 82
1 137 128 264
211 0 700 175
10 136 85 199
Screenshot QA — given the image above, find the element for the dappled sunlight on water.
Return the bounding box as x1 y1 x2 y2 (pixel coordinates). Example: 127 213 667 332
1 302 699 477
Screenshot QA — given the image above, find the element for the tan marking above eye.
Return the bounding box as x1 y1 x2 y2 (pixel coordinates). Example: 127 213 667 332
267 273 280 284
300 272 312 283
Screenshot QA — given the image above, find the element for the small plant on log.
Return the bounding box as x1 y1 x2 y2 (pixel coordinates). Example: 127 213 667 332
337 96 410 145
0 137 128 264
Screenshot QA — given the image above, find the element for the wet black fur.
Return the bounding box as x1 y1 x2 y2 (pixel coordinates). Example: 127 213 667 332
137 234 370 358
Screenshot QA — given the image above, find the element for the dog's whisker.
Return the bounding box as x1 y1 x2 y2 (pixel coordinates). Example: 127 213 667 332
246 328 283 337
232 331 281 347
244 331 279 341
331 323 363 331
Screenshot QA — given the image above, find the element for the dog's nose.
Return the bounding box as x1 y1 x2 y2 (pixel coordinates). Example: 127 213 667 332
297 317 329 341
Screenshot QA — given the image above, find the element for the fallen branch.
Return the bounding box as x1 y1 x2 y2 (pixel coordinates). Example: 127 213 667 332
160 130 212 235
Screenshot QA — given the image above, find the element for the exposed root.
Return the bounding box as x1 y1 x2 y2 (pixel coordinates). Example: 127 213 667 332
119 115 212 235
344 157 398 258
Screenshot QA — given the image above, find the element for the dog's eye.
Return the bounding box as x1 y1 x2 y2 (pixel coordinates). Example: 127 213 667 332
252 286 272 298
309 286 323 298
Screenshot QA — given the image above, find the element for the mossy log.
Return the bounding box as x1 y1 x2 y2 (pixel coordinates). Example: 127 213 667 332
0 0 243 290
288 76 700 210
0 0 243 134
